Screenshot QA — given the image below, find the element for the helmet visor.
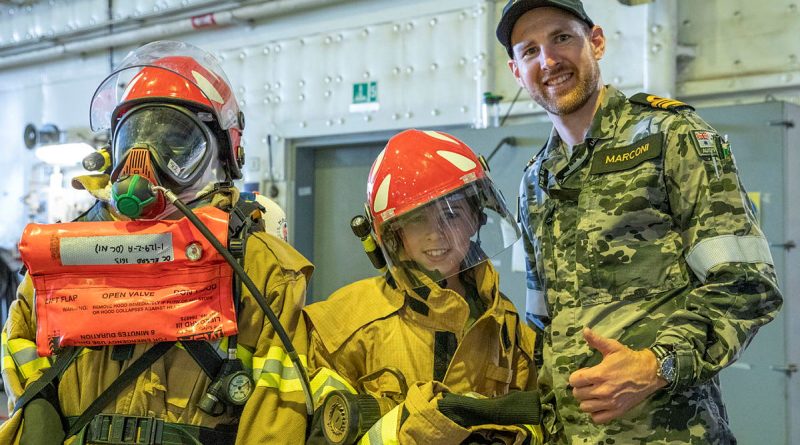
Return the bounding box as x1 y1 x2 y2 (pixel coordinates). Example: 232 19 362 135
90 40 240 132
378 178 520 287
112 106 210 184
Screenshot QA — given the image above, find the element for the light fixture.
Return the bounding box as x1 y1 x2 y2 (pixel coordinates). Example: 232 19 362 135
23 123 60 148
23 123 108 166
34 142 96 166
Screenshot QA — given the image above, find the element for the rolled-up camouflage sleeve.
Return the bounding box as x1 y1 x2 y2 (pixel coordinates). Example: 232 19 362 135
657 112 783 392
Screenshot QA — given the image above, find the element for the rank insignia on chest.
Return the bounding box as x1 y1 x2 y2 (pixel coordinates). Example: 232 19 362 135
691 130 719 159
590 133 663 174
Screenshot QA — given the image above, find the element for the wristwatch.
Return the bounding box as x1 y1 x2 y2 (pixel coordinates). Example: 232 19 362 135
652 345 677 389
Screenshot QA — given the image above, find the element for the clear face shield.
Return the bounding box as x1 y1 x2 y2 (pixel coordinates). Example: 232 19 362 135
89 41 240 133
378 177 521 289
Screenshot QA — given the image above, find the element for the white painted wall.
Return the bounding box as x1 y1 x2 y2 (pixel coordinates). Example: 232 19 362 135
677 0 800 101
0 0 798 250
0 54 109 247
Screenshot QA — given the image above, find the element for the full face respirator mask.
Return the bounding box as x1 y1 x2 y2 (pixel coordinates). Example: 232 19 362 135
110 104 217 219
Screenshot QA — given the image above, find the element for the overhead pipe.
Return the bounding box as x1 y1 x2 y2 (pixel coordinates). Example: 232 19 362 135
474 0 494 128
0 0 354 71
0 0 232 56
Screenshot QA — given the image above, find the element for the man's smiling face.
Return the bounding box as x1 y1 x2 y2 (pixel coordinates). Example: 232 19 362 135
508 7 605 116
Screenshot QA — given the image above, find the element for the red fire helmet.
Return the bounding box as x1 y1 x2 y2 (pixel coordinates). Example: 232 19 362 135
367 129 488 232
90 41 245 179
366 129 520 285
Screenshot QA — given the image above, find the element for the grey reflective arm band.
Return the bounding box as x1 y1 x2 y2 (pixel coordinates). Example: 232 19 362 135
685 235 774 283
526 288 548 318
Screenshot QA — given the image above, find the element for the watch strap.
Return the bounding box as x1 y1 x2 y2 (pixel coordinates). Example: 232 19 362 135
652 344 678 391
651 344 670 361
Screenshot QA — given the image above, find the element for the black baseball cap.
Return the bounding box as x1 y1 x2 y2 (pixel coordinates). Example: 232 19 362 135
496 0 594 56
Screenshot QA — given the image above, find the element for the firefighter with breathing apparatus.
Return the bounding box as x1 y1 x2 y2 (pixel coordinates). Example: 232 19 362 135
303 129 543 444
0 40 313 445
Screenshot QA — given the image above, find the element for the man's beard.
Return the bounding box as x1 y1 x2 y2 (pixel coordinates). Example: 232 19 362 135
533 60 601 116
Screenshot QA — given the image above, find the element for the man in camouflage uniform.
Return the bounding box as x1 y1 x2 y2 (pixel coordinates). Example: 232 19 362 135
496 0 783 443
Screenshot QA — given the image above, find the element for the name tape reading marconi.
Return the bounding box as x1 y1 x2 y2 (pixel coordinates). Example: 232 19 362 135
19 207 238 356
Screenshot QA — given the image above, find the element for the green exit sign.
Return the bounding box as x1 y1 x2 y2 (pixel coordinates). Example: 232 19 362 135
350 81 379 112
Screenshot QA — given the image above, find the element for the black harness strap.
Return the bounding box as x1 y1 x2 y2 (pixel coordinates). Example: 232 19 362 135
228 197 264 242
111 344 135 362
66 341 176 438
180 340 223 379
12 346 82 414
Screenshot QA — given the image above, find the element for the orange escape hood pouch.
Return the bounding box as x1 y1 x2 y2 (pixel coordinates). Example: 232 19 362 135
19 207 237 356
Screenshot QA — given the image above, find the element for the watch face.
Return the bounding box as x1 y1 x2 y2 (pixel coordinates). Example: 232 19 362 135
660 356 677 382
227 373 254 404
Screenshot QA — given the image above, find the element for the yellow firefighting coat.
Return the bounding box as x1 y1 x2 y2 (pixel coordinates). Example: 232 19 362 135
0 191 313 444
304 261 539 443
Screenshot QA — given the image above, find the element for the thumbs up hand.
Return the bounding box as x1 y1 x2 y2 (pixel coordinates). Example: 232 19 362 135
568 328 667 424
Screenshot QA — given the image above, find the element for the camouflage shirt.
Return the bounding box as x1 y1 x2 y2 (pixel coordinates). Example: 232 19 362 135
518 86 783 444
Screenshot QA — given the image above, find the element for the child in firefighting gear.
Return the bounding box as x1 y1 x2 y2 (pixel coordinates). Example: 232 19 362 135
0 41 312 445
303 129 543 444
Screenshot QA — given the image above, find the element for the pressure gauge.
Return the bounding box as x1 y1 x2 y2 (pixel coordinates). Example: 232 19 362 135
222 371 254 405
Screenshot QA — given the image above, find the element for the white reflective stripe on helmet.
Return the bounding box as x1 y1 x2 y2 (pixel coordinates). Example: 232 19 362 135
685 235 774 283
526 288 547 318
